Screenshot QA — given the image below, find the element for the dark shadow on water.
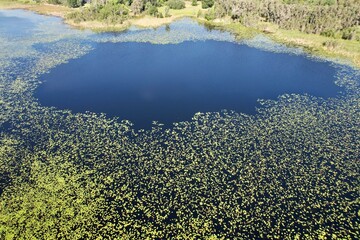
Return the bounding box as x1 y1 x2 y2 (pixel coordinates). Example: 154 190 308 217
35 40 341 130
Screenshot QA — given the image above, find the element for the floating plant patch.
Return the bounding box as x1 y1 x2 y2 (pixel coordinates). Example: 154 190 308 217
0 10 359 240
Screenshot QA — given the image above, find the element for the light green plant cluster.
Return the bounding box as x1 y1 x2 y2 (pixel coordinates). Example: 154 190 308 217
0 155 105 239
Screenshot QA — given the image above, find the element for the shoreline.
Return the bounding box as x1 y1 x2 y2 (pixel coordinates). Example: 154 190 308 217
0 1 359 68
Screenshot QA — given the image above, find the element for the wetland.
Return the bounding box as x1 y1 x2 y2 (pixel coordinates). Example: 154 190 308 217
0 9 359 239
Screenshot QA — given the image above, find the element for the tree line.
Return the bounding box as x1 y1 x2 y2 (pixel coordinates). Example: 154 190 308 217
64 0 207 24
45 0 360 40
215 0 360 40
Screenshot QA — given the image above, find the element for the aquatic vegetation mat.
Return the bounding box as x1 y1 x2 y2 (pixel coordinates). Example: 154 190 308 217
0 10 359 239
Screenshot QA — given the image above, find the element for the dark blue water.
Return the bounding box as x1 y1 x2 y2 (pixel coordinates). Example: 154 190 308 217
35 40 340 129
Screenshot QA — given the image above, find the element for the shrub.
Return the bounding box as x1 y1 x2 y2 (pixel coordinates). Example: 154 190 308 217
48 0 61 5
131 0 144 15
164 6 170 17
322 40 338 49
205 8 215 20
320 30 335 38
98 3 128 23
201 0 213 9
341 28 355 40
67 0 79 8
167 0 185 10
145 2 158 16
191 0 197 6
214 3 226 17
67 2 129 23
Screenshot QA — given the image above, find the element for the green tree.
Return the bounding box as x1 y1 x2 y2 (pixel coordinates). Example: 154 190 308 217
67 0 80 8
205 8 216 20
164 6 170 17
131 0 144 15
145 2 158 16
202 0 213 9
167 0 185 9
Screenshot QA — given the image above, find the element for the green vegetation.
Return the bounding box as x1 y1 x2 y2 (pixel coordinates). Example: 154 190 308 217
204 7 215 20
201 0 213 8
215 0 360 40
47 0 61 5
282 0 337 5
66 0 80 8
131 0 143 15
59 0 360 42
67 0 129 23
0 10 359 239
1 0 358 65
167 0 185 9
145 2 159 17
164 5 170 17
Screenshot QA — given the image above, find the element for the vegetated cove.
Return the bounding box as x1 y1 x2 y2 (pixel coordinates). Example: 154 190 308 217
1 10 359 239
35 40 340 129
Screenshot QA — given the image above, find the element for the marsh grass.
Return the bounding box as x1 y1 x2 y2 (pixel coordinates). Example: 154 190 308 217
269 25 360 67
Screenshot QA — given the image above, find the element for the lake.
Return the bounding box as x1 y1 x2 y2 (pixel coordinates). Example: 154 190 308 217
35 39 340 129
1 9 359 240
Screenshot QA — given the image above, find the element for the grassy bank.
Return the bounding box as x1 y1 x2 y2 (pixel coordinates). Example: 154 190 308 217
271 27 360 67
0 0 71 17
1 0 359 67
200 19 360 67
